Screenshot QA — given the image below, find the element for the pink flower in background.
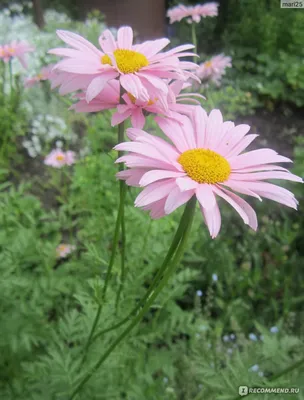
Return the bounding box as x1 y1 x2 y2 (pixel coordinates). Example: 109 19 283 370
70 80 120 113
0 40 34 68
24 64 55 88
115 107 302 238
197 54 232 85
56 243 76 258
44 149 76 168
49 26 198 104
111 80 205 129
167 3 219 24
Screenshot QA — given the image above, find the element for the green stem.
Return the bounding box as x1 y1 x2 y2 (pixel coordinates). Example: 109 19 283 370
69 198 196 400
9 60 13 93
91 204 192 344
269 357 304 381
191 23 198 61
80 120 125 365
115 121 126 311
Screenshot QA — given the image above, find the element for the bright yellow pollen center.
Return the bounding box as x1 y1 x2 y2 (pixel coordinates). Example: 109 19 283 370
205 61 213 68
56 154 65 161
178 148 231 184
101 49 149 74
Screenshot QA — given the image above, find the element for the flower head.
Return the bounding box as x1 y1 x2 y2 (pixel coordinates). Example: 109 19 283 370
56 243 75 258
270 326 279 333
49 26 198 105
111 80 205 128
196 289 203 296
115 107 302 238
24 64 55 88
44 149 76 168
197 54 232 86
0 40 34 68
167 3 219 24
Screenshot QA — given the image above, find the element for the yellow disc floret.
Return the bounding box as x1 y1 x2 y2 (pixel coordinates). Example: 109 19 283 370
101 49 149 74
56 154 65 161
178 148 231 184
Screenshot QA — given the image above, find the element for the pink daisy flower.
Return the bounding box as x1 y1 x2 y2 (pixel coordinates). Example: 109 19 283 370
114 107 302 238
56 243 76 258
167 3 219 24
44 149 76 168
111 80 205 129
49 26 198 104
24 64 55 88
0 40 34 68
197 54 232 86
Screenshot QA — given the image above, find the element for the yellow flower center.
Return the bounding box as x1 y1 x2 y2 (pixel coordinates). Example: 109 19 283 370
56 154 65 161
205 61 213 68
101 49 149 74
178 149 231 184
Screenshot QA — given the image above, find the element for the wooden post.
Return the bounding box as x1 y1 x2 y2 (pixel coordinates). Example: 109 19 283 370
32 0 45 29
76 0 166 40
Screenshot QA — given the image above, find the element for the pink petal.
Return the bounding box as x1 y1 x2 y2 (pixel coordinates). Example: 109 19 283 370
114 141 174 164
137 72 169 94
131 109 146 129
137 38 170 58
229 171 302 183
98 29 117 53
230 149 292 169
219 124 251 156
117 26 133 49
196 184 216 210
165 186 194 214
120 74 149 100
135 180 176 207
116 155 177 171
224 134 258 158
140 170 186 186
56 30 101 56
220 180 262 201
155 116 189 152
217 187 258 231
86 73 118 102
111 110 132 126
205 109 223 148
200 201 222 238
212 186 250 226
176 177 199 191
192 106 208 148
116 169 147 186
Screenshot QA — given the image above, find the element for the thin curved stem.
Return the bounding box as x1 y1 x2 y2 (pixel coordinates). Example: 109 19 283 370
69 198 196 400
91 205 192 344
80 120 125 365
115 120 126 311
191 23 197 61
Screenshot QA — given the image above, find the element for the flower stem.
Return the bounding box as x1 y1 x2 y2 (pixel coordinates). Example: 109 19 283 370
80 121 125 365
191 23 198 61
115 120 126 311
69 198 196 400
8 60 13 94
91 202 192 344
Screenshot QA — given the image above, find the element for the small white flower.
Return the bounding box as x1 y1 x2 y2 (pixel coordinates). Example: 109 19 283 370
223 335 230 342
270 326 279 334
212 273 218 282
230 334 236 340
249 333 258 341
196 290 203 297
249 364 259 372
163 377 168 384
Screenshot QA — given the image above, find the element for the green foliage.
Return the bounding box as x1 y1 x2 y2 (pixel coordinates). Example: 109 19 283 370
202 84 260 120
0 127 303 399
0 70 28 167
